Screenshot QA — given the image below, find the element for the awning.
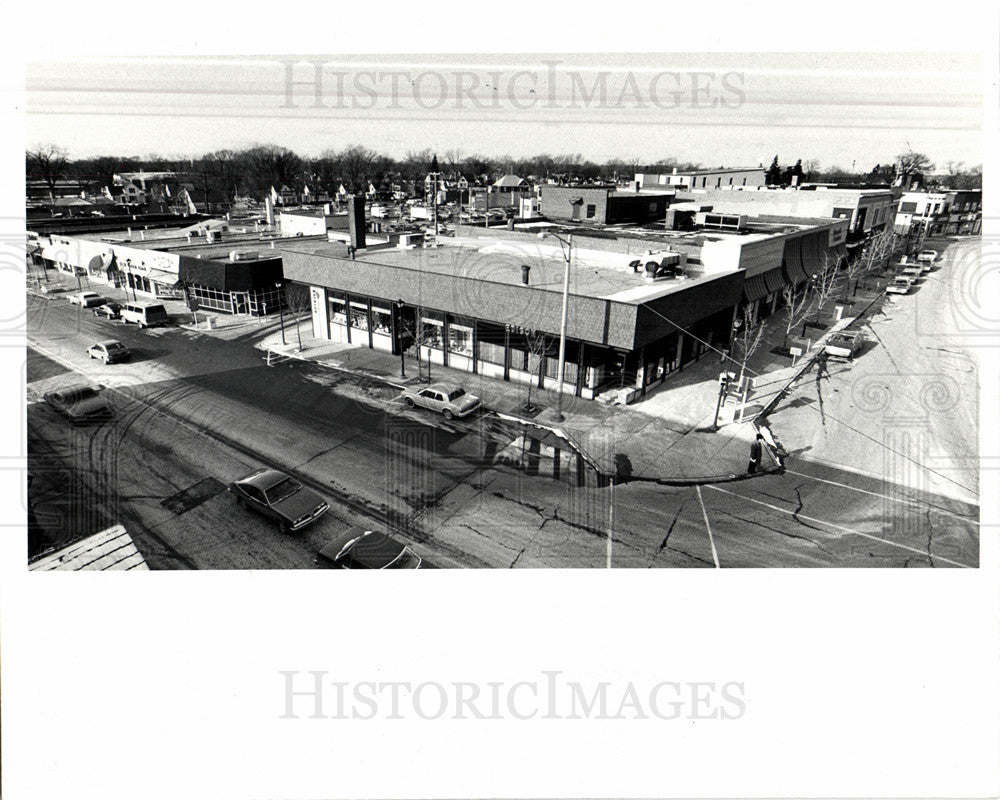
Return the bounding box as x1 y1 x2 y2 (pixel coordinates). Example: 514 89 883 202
763 268 787 294
741 272 770 303
145 268 182 288
781 237 809 285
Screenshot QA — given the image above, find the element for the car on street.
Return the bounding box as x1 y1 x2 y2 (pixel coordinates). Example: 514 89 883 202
317 526 423 569
401 382 482 420
119 302 169 328
228 468 329 532
823 331 864 360
43 384 113 422
87 340 131 364
917 249 938 263
886 276 914 295
68 291 107 308
93 301 123 319
900 265 923 279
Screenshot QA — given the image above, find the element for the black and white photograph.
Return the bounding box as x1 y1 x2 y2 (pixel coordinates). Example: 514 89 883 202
1 3 998 799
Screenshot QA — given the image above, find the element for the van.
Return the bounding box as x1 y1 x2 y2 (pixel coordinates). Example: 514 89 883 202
120 302 169 328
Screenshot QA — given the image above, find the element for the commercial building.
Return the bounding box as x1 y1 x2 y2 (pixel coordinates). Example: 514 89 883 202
636 167 767 191
34 224 285 315
894 189 982 236
672 185 896 242
539 185 671 225
279 215 847 404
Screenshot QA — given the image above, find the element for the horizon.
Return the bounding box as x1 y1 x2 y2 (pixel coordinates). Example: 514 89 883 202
26 52 982 173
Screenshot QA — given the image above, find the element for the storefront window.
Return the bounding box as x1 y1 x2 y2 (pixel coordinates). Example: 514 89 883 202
420 316 443 349
329 299 347 325
371 307 392 335
449 323 473 356
350 303 369 330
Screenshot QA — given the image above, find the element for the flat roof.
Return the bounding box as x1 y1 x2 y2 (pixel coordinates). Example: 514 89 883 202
271 236 731 305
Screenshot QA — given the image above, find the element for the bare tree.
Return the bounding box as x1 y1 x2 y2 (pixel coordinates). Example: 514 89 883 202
731 307 768 383
853 229 898 292
809 252 841 312
782 283 813 348
26 144 69 200
523 329 552 413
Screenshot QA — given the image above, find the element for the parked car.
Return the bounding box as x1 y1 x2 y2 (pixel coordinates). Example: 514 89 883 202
93 301 123 319
401 382 482 420
917 249 938 263
317 526 422 569
228 468 329 532
119 302 169 328
900 265 923 279
886 276 914 295
68 291 107 308
87 340 131 364
823 331 863 360
43 384 113 422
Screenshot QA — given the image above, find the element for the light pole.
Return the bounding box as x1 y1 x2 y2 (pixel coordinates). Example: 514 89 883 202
395 299 406 378
275 282 286 345
537 231 572 423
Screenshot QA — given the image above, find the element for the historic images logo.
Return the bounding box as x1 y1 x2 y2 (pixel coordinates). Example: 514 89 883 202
279 670 747 721
279 59 746 113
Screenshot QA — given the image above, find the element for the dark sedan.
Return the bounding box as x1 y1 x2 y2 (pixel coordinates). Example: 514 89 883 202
228 469 330 532
317 526 422 569
43 384 113 422
93 302 123 320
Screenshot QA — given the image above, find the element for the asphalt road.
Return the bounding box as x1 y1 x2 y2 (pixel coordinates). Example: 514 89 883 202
26 239 979 568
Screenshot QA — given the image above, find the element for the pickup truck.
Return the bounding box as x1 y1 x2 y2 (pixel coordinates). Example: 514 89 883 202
823 331 863 359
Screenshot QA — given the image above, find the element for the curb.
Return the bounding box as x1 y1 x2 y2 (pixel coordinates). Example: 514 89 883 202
754 284 889 422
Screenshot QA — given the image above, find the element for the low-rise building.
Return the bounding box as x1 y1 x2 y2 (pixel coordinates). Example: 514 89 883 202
637 167 766 191
279 215 847 403
894 189 982 236
539 185 671 225
672 185 896 243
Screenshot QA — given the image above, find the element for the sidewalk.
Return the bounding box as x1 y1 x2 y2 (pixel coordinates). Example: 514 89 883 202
244 276 892 485
29 260 892 485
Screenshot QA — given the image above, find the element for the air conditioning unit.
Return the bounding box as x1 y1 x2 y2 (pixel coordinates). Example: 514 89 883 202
696 212 747 231
229 250 260 261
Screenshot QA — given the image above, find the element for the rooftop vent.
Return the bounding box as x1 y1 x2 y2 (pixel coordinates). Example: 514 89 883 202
696 212 747 231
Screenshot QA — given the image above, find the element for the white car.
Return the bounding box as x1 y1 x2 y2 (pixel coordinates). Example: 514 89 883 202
900 266 923 279
68 291 107 308
401 382 482 420
886 276 914 295
824 331 863 359
917 249 938 263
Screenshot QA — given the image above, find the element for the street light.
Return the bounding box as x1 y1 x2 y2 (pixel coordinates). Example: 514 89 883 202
536 231 572 423
275 282 286 345
395 299 406 378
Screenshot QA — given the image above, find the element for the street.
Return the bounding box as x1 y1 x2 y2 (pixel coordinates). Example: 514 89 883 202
26 240 979 568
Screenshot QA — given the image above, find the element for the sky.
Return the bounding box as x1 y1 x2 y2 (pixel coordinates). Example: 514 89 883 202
25 52 983 173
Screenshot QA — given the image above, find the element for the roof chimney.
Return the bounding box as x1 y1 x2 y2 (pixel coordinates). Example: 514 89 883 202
521 265 531 285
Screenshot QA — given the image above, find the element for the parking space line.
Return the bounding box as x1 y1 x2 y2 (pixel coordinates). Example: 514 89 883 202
695 485 721 568
705 485 973 568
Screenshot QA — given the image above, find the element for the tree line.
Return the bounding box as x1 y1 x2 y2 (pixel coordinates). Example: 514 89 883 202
27 142 982 203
